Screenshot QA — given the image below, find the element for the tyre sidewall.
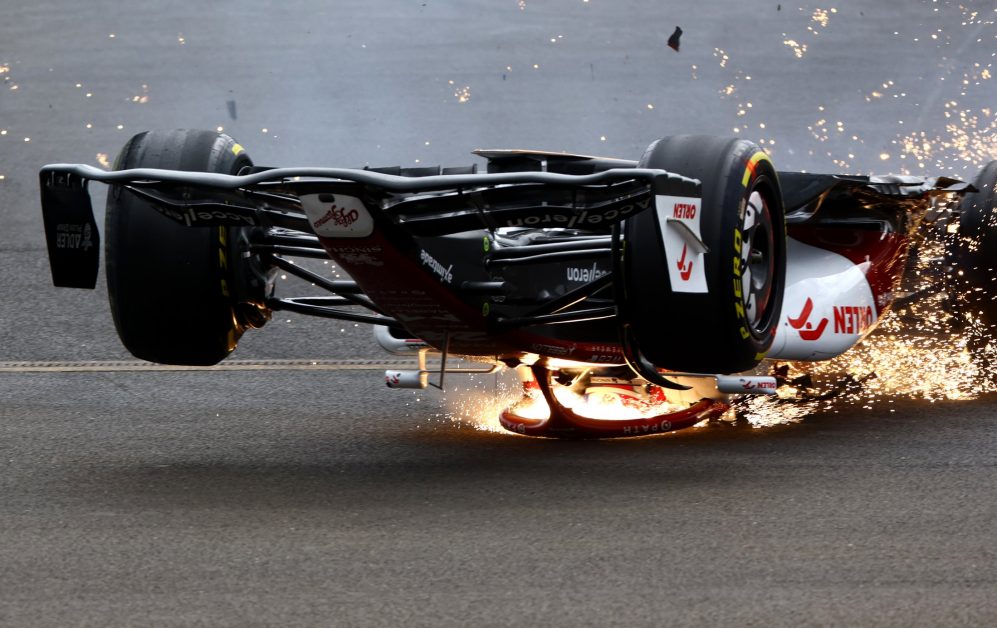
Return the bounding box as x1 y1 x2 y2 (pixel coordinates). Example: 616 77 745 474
106 130 253 365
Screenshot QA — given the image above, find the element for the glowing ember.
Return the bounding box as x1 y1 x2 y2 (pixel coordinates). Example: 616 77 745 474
453 85 471 103
810 8 833 29
713 47 730 69
130 84 150 104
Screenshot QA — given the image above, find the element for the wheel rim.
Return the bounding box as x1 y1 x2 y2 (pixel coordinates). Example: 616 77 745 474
741 188 776 334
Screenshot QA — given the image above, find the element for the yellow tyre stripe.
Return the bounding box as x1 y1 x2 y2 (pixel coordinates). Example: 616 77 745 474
741 151 770 187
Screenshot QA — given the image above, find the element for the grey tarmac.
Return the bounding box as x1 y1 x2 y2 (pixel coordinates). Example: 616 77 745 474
2 0 996 625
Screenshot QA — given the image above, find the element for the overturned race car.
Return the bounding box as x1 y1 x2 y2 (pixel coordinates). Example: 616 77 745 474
39 130 997 437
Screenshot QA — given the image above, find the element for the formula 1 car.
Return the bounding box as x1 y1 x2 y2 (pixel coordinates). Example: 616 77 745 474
40 129 995 437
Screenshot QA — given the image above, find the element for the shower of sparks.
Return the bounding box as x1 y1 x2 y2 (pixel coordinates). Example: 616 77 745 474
454 85 471 103
95 153 111 169
416 374 522 434
783 39 808 58
2 62 15 91
809 7 835 31
713 47 729 68
894 106 997 174
741 231 997 428
130 84 149 104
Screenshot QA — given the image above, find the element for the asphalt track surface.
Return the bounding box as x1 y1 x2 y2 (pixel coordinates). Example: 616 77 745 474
2 1 997 625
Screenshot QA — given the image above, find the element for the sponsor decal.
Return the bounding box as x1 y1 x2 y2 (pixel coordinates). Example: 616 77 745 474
566 262 609 283
55 223 94 250
588 354 622 363
529 343 574 357
340 252 382 266
419 249 454 284
335 245 384 267
676 244 694 281
152 204 256 226
314 205 358 230
733 225 750 340
503 197 651 229
301 193 373 238
788 298 876 341
833 305 875 335
741 379 777 391
622 420 673 435
657 195 707 293
673 203 697 219
787 297 829 341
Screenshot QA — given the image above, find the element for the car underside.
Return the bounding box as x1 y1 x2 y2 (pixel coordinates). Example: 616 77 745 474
40 130 994 437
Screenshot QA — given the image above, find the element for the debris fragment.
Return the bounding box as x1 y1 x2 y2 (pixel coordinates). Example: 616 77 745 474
667 26 682 52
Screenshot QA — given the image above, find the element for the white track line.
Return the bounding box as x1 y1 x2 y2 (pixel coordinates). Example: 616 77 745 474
0 359 427 373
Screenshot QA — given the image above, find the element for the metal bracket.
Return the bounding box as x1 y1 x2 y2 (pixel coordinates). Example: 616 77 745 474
665 217 710 254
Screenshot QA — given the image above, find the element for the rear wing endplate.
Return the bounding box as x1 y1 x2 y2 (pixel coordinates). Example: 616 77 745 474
40 171 100 288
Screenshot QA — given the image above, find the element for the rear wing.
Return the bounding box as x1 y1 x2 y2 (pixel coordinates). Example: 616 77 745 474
40 163 700 289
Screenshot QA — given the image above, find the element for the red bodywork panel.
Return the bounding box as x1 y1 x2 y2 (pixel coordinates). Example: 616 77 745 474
787 225 908 316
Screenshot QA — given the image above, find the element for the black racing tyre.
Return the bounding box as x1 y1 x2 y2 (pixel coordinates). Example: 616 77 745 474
106 129 269 365
948 160 997 376
622 136 786 374
950 161 997 325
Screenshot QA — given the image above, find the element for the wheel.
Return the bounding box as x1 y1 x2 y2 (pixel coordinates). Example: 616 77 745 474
622 136 786 374
105 129 271 365
948 160 997 377
950 161 997 324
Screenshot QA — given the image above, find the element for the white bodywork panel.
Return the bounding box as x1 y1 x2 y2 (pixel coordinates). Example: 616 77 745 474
767 238 879 361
